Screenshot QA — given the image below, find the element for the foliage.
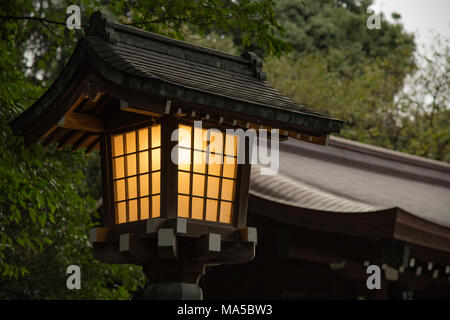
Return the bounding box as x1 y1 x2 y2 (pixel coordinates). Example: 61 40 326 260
229 1 415 66
0 7 145 298
395 36 450 161
0 0 289 85
184 28 239 55
228 0 419 126
275 0 415 58
264 35 449 162
260 0 448 162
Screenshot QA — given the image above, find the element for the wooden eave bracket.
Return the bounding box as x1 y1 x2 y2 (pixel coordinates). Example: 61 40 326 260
120 99 329 146
58 112 105 133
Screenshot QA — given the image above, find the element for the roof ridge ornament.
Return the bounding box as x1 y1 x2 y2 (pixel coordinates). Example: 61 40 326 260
85 11 118 43
241 52 267 81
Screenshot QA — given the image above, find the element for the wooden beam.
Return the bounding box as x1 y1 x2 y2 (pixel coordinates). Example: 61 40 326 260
85 137 100 154
158 228 178 260
209 241 255 264
146 218 167 234
92 242 134 264
238 227 257 244
120 105 162 118
57 130 83 150
288 131 329 146
25 91 88 147
104 107 158 132
99 135 114 227
39 124 58 143
90 227 109 243
42 127 63 147
235 162 251 228
118 233 156 262
71 133 91 152
93 94 113 116
160 116 179 219
192 233 222 261
58 112 104 133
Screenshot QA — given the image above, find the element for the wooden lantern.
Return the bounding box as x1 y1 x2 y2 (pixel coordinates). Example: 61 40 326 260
10 11 343 299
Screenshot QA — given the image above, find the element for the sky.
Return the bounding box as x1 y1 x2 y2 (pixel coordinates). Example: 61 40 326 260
373 0 450 53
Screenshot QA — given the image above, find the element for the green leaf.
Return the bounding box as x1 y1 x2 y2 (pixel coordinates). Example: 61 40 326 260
28 207 37 223
36 193 44 209
38 214 47 228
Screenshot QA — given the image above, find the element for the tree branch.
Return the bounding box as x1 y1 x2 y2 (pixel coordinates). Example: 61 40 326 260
0 15 66 26
123 18 166 26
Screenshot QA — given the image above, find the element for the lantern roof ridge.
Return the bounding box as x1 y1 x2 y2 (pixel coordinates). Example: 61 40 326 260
84 11 266 80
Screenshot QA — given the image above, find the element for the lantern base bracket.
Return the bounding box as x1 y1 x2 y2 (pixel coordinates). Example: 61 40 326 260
91 219 257 300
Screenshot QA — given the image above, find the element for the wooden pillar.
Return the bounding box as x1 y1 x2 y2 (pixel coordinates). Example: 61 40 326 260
160 116 179 219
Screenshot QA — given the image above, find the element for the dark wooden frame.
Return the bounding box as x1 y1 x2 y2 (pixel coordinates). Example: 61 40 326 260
100 116 162 226
99 115 251 230
176 119 240 224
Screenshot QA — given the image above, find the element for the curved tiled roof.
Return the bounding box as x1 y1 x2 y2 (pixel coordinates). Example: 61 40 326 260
249 136 450 228
86 35 327 118
250 165 383 213
248 137 450 253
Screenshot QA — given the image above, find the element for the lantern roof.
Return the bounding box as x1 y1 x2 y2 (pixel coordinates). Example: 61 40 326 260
10 11 343 150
